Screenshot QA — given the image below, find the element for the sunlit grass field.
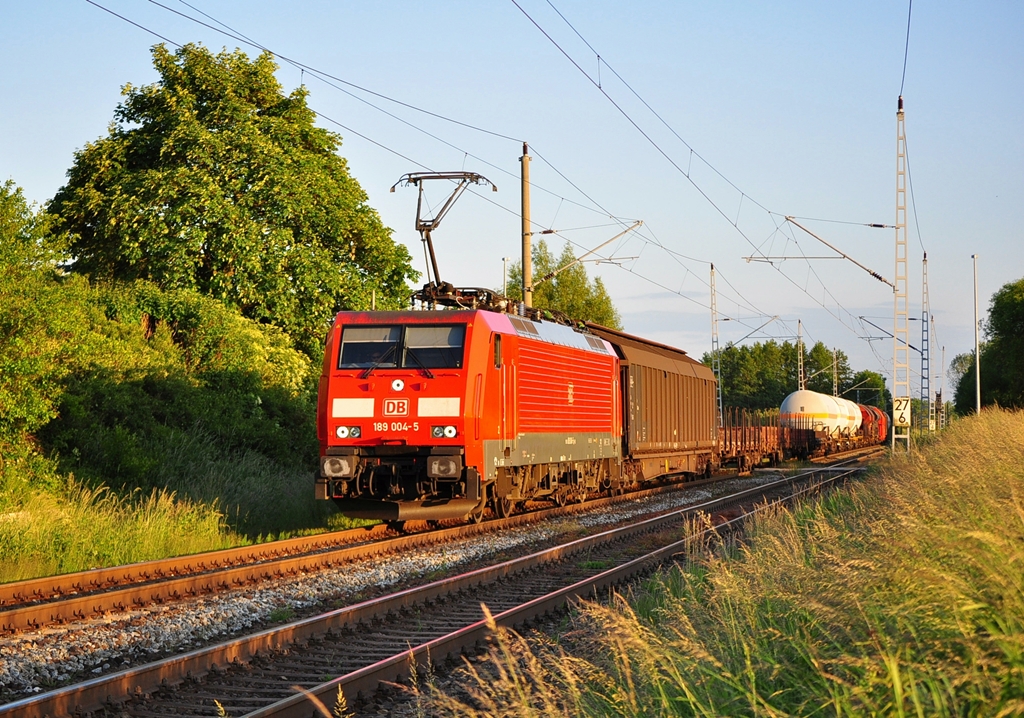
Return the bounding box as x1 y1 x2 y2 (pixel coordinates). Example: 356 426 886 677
0 446 371 583
429 409 1024 716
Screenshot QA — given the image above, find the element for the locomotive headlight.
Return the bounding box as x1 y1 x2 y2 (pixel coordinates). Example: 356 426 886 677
336 426 349 439
427 455 463 478
443 425 457 438
349 426 361 438
322 456 355 478
335 425 361 439
431 425 445 439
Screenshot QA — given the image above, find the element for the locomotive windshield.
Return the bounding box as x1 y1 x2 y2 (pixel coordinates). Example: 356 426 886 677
338 325 465 369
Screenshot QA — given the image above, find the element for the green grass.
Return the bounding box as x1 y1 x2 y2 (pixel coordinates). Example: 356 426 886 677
0 450 234 582
429 408 1024 716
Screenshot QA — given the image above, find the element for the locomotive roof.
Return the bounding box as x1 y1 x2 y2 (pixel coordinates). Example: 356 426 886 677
332 309 613 356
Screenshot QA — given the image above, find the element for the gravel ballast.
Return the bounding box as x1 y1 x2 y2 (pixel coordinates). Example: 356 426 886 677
0 475 782 700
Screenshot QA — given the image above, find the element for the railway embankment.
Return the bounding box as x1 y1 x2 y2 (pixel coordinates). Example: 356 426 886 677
426 408 1024 716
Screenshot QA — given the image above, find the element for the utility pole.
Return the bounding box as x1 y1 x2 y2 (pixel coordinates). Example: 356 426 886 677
832 347 838 397
797 320 805 391
973 253 981 414
521 143 532 308
921 252 932 431
710 264 723 428
502 257 512 297
892 96 911 451
940 344 946 428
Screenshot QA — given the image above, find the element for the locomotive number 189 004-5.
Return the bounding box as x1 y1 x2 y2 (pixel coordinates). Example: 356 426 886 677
373 422 419 432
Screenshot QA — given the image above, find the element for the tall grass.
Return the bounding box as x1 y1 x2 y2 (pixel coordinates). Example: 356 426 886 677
431 409 1024 716
0 451 234 582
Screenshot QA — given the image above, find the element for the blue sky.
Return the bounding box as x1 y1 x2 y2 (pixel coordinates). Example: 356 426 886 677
2 1 1021 397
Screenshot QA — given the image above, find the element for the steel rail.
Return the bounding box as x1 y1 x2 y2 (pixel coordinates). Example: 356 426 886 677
0 475 736 633
1 465 859 717
0 525 393 607
0 447 881 631
248 467 860 716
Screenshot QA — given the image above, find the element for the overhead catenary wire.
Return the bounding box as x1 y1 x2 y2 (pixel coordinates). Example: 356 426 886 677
90 0 770 329
155 0 523 143
85 0 862 362
900 0 913 96
137 0 813 334
509 0 775 263
149 0 692 245
513 0 894 361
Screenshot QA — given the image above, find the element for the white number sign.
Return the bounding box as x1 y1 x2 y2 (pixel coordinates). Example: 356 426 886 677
893 397 911 427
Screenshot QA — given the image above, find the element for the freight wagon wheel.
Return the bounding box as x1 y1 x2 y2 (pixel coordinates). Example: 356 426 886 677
553 490 568 508
495 496 515 519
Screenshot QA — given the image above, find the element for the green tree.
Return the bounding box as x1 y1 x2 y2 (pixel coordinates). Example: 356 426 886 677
0 180 61 271
0 182 71 442
804 342 853 395
703 339 878 410
505 239 622 329
954 277 1024 413
704 340 799 410
50 43 416 357
846 369 888 409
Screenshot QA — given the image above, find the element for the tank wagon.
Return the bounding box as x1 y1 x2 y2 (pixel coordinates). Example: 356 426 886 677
780 388 888 457
316 309 717 522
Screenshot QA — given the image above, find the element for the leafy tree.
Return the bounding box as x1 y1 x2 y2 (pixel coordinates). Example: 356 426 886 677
0 182 73 442
0 180 61 271
846 369 889 410
804 343 853 395
505 239 622 329
50 43 417 357
954 277 1024 413
948 350 975 402
702 339 881 410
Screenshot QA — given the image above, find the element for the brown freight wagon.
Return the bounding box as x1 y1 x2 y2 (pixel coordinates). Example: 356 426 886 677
719 407 783 473
587 324 717 482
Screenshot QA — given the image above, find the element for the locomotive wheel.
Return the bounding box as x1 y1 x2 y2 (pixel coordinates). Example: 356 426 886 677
468 506 485 523
495 496 515 519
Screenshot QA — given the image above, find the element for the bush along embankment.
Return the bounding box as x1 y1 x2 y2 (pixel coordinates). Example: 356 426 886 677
429 409 1024 717
0 252 342 581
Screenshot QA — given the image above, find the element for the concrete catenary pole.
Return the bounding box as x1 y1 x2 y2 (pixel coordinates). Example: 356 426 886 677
521 143 532 308
973 253 981 414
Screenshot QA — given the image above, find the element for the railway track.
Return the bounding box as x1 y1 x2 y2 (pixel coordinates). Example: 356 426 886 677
0 471 762 635
1 462 866 717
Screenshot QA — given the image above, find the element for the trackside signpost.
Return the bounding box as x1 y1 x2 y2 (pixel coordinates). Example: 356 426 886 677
893 397 911 428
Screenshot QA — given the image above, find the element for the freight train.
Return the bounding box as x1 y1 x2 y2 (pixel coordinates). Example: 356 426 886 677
315 303 887 523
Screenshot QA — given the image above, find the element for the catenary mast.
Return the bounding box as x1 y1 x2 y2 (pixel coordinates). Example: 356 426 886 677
892 96 911 451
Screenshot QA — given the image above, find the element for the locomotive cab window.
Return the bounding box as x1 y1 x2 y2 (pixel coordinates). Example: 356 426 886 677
338 325 465 370
404 326 465 368
339 326 400 368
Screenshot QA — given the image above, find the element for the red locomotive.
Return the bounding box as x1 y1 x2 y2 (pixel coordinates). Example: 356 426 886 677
316 307 717 522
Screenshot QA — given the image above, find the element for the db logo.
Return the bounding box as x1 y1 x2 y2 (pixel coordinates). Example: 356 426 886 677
383 399 409 416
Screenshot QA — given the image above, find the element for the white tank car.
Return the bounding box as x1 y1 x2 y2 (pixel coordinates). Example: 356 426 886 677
781 389 862 436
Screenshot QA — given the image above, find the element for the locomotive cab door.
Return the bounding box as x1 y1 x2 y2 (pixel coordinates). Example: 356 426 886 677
493 332 517 455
